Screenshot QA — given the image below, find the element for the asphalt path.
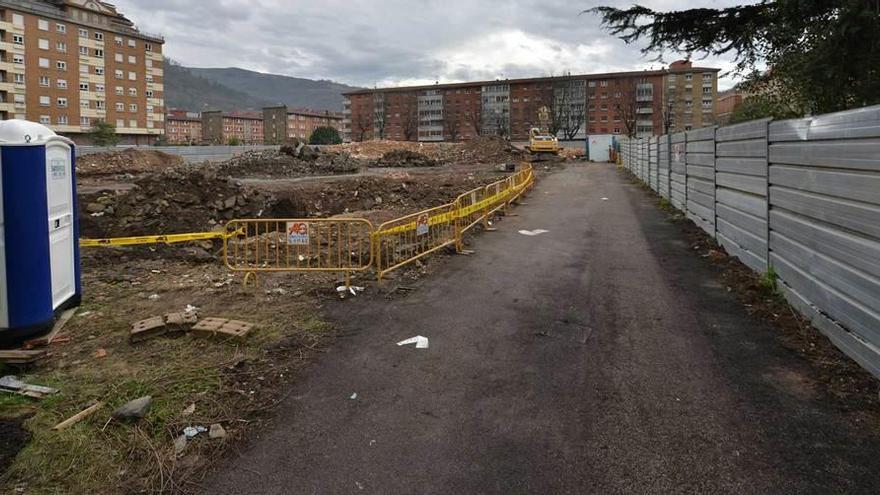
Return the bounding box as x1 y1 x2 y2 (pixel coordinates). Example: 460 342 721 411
205 163 880 494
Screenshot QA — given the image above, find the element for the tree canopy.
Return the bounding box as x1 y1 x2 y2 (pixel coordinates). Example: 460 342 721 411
309 126 343 145
588 1 880 115
88 121 120 147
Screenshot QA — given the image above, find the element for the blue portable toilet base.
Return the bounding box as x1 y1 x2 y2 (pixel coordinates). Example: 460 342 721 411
0 120 82 348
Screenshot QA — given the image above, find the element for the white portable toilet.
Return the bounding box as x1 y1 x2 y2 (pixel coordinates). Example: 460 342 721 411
0 120 81 345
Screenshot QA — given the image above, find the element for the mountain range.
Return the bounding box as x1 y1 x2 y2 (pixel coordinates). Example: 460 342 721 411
163 60 363 113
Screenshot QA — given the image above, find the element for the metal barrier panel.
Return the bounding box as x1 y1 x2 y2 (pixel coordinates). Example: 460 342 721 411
670 132 687 210
658 135 670 200
715 119 770 272
640 139 648 181
768 105 880 377
224 218 374 275
455 185 492 235
649 136 659 192
685 126 717 237
374 203 459 281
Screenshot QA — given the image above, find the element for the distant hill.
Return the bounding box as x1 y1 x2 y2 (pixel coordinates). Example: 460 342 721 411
163 61 362 113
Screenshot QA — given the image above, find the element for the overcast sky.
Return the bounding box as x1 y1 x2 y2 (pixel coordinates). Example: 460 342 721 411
114 0 751 90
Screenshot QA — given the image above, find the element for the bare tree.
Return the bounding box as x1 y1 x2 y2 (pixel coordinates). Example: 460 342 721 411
662 86 677 134
464 97 483 137
354 109 371 141
444 111 461 141
400 95 419 141
616 80 639 137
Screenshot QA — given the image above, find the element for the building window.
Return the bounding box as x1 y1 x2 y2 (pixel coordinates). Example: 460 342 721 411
130 104 138 112
39 58 50 68
129 72 136 81
684 74 693 81
13 94 25 105
39 96 51 106
13 54 24 65
96 67 104 75
115 103 125 111
145 43 153 52
80 100 89 109
38 19 49 30
702 87 712 95
81 117 91 127
127 88 137 97
13 73 24 84
128 55 136 64
94 49 104 58
147 105 154 113
115 70 124 79
146 90 153 98
600 80 608 87
115 53 123 62
57 23 67 33
588 81 596 87
78 28 88 38
40 115 51 125
114 36 123 46
115 87 124 96
116 119 125 128
39 76 50 87
80 82 89 91
39 38 50 50
130 119 138 128
95 32 104 41
96 100 105 109
57 61 67 70
57 79 68 89
96 84 105 93
12 34 24 45
80 46 89 56
57 97 68 108
128 39 136 48
80 64 89 74
56 41 67 52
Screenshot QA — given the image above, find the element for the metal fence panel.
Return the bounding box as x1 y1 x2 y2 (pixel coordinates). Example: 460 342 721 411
670 132 687 210
686 127 716 236
658 135 670 199
714 119 769 272
649 136 659 192
769 105 880 378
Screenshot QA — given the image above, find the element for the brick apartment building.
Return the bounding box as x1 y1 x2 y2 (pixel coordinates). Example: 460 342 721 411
716 88 745 126
201 110 263 144
164 108 200 144
342 61 719 142
0 0 165 145
263 105 344 143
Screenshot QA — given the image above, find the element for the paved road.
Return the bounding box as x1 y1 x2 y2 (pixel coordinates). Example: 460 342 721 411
205 163 880 494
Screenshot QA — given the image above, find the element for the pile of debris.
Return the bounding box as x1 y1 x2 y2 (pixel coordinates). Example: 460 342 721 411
80 164 276 238
76 148 184 177
372 149 438 168
453 137 525 163
323 140 452 161
325 137 524 165
215 148 362 178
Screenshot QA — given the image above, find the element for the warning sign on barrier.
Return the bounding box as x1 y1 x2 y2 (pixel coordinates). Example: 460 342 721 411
416 213 429 236
286 221 309 245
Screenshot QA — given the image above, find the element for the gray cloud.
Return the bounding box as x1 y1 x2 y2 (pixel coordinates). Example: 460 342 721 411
114 0 748 89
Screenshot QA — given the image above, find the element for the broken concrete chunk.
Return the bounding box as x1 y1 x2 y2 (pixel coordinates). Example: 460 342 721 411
130 316 166 343
113 395 152 420
0 375 59 398
191 318 254 341
174 434 188 456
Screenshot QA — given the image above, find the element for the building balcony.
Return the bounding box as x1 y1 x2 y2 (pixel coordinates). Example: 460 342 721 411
0 102 15 112
0 21 23 33
636 95 653 102
0 81 13 92
636 120 654 126
148 68 164 77
636 107 653 114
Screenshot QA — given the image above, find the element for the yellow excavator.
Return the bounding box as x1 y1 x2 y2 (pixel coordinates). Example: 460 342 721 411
526 106 559 161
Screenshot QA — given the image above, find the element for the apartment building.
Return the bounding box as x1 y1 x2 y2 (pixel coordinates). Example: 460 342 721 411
716 88 745 126
342 61 719 142
164 109 201 144
263 105 343 143
201 110 263 145
0 0 165 144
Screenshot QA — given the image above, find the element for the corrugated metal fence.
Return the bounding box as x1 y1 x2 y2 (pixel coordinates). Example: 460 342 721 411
620 105 880 379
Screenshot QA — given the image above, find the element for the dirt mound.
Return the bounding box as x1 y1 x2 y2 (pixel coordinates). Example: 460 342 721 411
373 149 438 168
216 149 362 178
80 164 276 238
456 136 524 163
77 148 184 177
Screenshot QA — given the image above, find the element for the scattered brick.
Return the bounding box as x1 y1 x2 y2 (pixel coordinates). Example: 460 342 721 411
164 311 199 334
130 316 167 343
191 318 254 341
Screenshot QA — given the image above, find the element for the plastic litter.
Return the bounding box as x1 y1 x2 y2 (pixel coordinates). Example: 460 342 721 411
183 425 208 438
518 229 549 236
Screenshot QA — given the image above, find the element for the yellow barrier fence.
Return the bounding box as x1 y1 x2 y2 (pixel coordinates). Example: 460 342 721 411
82 163 535 284
223 218 374 286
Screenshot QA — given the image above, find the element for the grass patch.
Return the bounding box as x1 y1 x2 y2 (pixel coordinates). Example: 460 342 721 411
0 258 337 494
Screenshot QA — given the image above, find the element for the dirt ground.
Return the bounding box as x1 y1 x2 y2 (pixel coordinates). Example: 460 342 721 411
1 140 568 494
